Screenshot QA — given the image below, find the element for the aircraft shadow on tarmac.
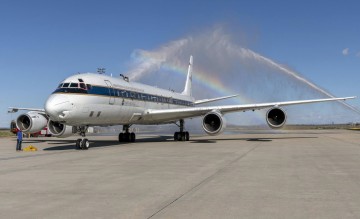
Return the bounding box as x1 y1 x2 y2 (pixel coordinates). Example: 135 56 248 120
41 136 172 151
32 135 318 151
189 136 317 144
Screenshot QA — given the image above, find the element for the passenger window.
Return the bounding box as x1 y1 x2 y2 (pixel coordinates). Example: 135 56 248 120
122 91 127 97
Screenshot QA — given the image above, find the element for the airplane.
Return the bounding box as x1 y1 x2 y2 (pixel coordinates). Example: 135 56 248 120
9 56 356 150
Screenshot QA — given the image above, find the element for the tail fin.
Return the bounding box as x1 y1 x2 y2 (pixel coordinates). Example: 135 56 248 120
181 55 193 96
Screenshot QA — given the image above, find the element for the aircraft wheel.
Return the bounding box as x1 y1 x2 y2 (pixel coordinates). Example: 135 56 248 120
119 133 124 142
177 132 181 141
75 139 82 150
130 132 136 142
174 132 180 141
81 138 90 150
185 132 190 141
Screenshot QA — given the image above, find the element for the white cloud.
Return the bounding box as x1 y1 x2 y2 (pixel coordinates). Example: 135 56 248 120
342 48 349 56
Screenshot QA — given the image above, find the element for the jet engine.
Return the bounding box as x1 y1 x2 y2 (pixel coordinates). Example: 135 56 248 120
47 120 76 138
16 111 48 133
202 111 226 135
266 107 287 129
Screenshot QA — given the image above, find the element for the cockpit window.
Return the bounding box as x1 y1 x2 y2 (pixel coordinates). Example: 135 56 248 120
53 82 89 94
70 83 79 88
79 83 87 90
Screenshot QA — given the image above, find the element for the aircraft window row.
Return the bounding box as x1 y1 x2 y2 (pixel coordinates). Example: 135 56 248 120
54 84 192 106
111 88 192 106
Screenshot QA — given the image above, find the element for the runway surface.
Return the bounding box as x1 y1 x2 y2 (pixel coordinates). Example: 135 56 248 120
1 130 360 219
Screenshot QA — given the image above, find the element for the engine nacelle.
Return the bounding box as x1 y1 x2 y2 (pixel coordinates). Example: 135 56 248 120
266 107 287 129
48 120 76 138
202 111 226 135
16 111 47 133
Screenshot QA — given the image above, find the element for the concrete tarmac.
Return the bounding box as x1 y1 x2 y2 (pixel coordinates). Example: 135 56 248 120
0 130 360 219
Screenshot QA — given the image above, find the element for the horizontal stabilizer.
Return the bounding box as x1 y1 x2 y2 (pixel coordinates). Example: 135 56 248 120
194 94 238 105
8 107 45 113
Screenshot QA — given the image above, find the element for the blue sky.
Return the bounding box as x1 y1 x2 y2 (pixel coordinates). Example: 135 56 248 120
1 0 359 127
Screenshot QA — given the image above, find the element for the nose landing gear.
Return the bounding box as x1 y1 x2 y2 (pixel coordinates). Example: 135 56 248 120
75 126 90 150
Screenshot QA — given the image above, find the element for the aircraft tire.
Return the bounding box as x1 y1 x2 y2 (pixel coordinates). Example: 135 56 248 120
174 132 179 141
119 133 124 142
75 139 82 150
81 138 90 150
185 132 190 141
130 133 136 142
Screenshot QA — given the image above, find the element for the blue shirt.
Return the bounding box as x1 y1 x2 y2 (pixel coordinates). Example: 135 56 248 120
17 131 23 141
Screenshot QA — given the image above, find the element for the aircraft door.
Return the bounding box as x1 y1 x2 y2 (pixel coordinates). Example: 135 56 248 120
104 80 115 105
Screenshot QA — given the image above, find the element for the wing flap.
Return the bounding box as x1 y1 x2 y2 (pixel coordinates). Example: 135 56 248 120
194 94 238 105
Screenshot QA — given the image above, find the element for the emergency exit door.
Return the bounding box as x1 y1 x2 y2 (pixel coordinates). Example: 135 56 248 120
104 80 115 105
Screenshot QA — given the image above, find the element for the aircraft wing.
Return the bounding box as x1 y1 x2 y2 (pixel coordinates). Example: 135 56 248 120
8 107 45 113
144 96 356 122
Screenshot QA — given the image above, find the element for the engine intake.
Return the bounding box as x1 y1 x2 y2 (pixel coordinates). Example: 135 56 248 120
48 120 75 138
266 107 287 129
16 112 47 133
202 111 226 135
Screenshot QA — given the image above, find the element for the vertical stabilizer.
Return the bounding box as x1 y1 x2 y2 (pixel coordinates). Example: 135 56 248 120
181 55 193 96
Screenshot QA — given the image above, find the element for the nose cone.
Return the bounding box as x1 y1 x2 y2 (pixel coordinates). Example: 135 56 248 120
45 94 72 121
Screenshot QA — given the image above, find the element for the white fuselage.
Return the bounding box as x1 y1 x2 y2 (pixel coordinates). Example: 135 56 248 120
44 73 195 126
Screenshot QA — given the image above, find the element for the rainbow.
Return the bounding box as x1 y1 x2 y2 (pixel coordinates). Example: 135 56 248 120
131 54 265 122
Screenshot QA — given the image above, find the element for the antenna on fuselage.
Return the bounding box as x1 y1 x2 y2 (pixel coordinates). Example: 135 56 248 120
120 74 129 82
97 68 106 74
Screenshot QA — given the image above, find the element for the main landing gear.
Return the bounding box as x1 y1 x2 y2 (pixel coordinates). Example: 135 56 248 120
75 126 90 150
174 119 190 141
118 124 136 142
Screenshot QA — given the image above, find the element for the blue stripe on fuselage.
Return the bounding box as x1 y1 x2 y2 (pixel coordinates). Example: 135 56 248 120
52 85 194 107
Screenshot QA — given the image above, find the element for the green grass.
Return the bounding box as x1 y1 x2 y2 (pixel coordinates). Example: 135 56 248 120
0 130 15 138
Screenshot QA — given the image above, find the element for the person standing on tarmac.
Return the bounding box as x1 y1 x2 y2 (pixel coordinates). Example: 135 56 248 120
16 130 23 151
